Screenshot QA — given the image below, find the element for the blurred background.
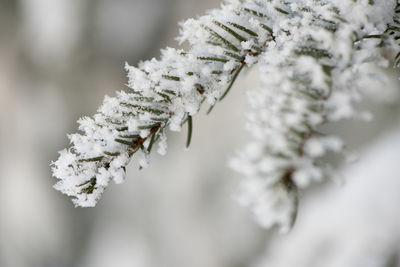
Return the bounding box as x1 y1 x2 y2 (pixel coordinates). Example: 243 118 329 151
0 0 400 267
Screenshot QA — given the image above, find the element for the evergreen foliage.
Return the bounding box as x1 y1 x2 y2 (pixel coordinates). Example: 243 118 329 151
52 0 400 231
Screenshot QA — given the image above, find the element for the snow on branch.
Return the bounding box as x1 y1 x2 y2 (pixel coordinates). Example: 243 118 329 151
52 0 400 231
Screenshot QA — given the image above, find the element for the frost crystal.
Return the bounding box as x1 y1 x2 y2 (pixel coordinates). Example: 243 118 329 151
52 0 400 231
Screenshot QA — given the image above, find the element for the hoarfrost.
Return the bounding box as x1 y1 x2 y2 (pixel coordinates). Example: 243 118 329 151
52 0 400 231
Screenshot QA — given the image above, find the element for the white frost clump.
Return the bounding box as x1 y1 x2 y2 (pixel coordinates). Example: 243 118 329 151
52 0 399 231
231 0 399 231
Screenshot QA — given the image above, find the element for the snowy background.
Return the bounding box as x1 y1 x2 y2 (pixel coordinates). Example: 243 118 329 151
0 0 399 266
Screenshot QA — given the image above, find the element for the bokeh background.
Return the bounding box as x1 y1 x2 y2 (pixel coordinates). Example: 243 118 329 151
1 1 400 267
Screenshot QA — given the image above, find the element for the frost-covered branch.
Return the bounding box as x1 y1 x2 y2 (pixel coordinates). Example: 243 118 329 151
52 0 400 231
232 0 400 232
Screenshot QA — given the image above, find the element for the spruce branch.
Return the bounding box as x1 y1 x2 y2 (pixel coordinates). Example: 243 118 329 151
52 0 400 231
52 0 274 207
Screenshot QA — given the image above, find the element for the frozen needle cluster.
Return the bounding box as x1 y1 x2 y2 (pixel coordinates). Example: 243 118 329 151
52 0 400 231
